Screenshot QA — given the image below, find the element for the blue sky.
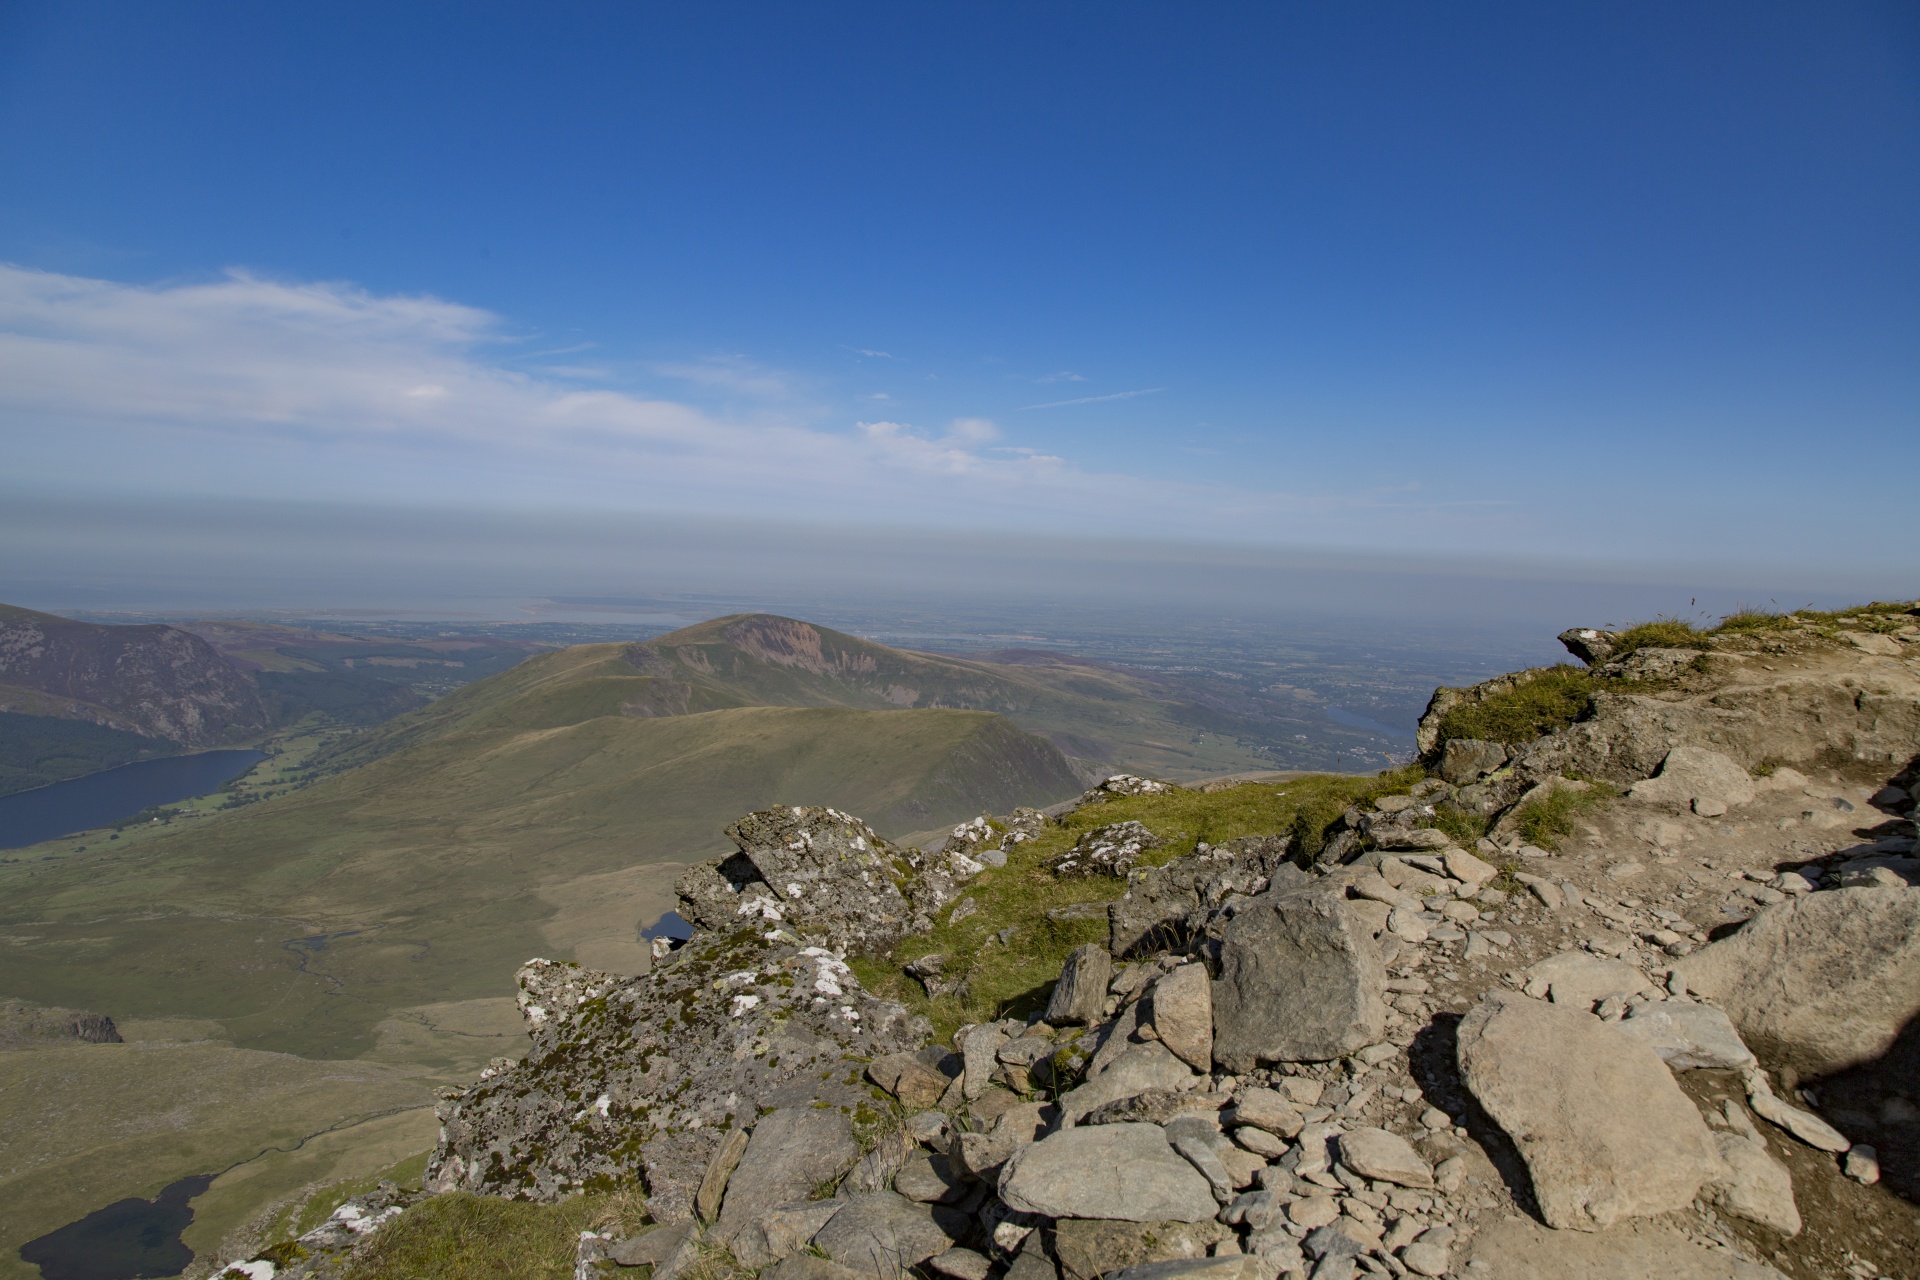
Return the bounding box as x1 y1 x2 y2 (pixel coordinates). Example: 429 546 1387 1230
0 2 1916 578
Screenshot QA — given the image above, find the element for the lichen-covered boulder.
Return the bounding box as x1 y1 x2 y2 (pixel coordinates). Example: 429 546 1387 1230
427 932 925 1217
1108 836 1294 958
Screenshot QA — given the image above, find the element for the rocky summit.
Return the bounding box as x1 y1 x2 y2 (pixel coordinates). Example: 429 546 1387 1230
223 605 1920 1280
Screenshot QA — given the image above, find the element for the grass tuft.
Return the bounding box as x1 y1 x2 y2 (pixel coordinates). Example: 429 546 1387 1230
341 1192 616 1280
1512 785 1609 850
1432 666 1596 747
1607 618 1708 660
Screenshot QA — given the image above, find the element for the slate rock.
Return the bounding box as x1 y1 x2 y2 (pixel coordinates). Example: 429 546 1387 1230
1616 1000 1756 1071
1109 836 1295 958
1437 739 1508 786
695 1128 751 1222
811 1192 969 1278
715 1108 859 1246
952 1101 1053 1178
1212 885 1386 1069
1520 951 1651 1011
1334 1127 1432 1189
868 1051 951 1110
894 1151 970 1204
1048 1218 1229 1280
928 1248 994 1280
1674 887 1920 1076
609 1219 699 1268
1048 821 1164 878
1108 1259 1263 1280
1082 1087 1228 1127
1456 991 1720 1231
1046 944 1114 1026
765 1253 869 1280
1225 1087 1304 1139
1058 1041 1200 1125
998 1122 1219 1222
731 1200 846 1270
1145 963 1214 1072
1629 747 1756 815
1707 1133 1801 1236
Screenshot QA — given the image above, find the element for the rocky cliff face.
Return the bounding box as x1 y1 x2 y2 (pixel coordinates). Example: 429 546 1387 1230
0 603 265 746
233 608 1920 1280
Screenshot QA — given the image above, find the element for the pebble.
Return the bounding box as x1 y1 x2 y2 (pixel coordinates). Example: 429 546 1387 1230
1845 1144 1881 1184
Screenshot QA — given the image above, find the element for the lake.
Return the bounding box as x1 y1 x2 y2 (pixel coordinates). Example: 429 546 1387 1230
0 750 266 852
17 1174 214 1280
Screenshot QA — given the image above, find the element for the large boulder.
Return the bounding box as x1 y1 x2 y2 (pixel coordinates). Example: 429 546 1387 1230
810 1192 968 1278
1456 992 1720 1231
1211 885 1386 1069
1107 836 1295 958
1674 887 1920 1077
998 1123 1219 1222
715 1108 860 1246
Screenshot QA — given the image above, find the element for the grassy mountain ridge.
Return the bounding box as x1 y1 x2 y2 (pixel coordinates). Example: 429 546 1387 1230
328 614 1279 781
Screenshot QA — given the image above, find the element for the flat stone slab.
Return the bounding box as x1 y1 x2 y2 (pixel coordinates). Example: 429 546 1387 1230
1520 952 1651 1011
1456 992 1720 1231
1467 1214 1787 1279
1335 1126 1432 1189
998 1122 1219 1222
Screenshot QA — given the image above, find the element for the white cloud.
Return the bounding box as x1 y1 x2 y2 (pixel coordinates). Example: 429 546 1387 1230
1037 371 1086 382
1018 387 1164 410
0 264 1521 550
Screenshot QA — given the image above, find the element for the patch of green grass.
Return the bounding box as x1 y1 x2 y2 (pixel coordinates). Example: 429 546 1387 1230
1607 619 1709 660
1426 805 1490 846
1432 666 1596 747
1715 606 1794 635
341 1192 610 1280
852 767 1422 1042
1512 785 1610 850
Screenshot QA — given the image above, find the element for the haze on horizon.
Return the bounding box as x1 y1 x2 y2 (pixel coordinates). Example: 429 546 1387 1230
0 2 1915 614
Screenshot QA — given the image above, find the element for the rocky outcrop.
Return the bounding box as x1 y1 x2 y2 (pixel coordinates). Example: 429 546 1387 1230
1107 836 1294 957
0 602 264 746
0 997 121 1047
366 610 1920 1280
428 918 925 1216
676 805 981 950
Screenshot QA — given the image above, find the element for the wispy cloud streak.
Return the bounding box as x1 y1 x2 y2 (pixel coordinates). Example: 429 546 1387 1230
1018 387 1164 410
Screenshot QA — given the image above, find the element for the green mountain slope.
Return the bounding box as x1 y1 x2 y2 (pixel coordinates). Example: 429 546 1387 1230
333 614 1276 780
0 684 1082 1059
